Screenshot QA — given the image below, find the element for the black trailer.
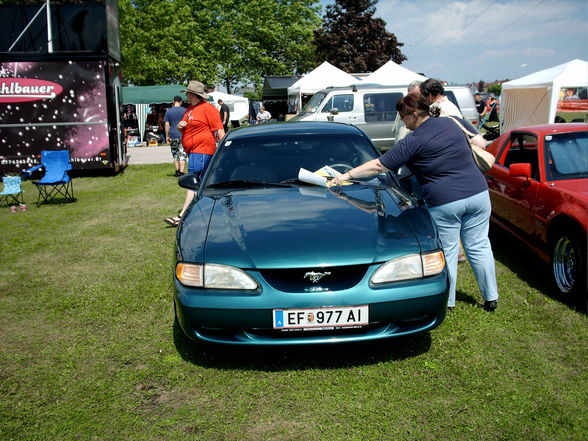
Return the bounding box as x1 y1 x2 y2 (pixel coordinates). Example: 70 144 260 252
0 0 125 174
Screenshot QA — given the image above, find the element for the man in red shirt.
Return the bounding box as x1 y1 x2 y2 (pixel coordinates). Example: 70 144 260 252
165 81 225 227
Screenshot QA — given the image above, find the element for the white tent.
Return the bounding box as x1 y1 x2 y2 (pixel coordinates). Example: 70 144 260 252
207 91 249 122
362 60 427 86
287 61 360 112
500 59 588 133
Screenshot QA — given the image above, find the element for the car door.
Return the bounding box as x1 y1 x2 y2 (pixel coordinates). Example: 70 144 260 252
319 93 357 124
487 132 540 237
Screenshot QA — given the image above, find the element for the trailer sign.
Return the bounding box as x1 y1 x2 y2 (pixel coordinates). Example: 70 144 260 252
0 60 123 173
0 78 63 103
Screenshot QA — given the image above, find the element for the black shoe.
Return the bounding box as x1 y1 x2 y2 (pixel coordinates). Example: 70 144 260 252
483 300 497 312
174 170 180 176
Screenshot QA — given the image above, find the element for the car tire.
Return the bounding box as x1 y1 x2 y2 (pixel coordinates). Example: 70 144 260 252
551 228 587 308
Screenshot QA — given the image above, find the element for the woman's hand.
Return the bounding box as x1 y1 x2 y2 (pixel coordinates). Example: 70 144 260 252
177 121 187 130
330 172 351 187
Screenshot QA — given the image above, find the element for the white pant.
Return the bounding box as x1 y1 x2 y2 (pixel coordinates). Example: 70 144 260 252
428 190 499 307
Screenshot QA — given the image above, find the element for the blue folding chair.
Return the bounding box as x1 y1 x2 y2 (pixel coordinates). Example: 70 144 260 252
22 150 75 205
0 176 25 207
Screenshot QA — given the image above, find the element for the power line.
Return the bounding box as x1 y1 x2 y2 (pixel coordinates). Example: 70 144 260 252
407 0 496 66
453 0 548 81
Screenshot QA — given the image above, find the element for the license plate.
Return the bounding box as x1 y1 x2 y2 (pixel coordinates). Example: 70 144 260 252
273 305 369 330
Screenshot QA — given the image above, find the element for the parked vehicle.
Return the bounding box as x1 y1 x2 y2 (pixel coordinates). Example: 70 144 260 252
173 121 449 345
485 123 587 305
290 84 478 150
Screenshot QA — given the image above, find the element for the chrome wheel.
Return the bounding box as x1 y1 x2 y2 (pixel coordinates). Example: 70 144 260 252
552 235 576 294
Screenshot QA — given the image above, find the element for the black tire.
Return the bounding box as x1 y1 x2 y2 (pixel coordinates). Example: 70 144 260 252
551 228 587 308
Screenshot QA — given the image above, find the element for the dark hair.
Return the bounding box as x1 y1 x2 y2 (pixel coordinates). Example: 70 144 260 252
420 79 444 98
396 92 440 118
173 95 183 103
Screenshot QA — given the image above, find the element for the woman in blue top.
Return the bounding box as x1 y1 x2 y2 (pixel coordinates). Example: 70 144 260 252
332 93 499 311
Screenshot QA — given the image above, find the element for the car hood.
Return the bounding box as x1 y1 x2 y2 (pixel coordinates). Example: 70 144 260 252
179 186 434 269
552 178 588 199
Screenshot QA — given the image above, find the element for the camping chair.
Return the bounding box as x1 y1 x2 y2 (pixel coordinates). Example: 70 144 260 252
0 176 25 207
22 150 75 206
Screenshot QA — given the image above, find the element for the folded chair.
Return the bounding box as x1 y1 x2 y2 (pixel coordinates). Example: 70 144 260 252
0 176 25 207
22 150 75 205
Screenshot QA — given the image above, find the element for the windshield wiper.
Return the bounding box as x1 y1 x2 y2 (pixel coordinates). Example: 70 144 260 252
207 180 292 189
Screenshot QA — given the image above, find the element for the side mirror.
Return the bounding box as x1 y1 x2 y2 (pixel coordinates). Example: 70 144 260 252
178 173 200 190
509 163 532 179
330 108 339 116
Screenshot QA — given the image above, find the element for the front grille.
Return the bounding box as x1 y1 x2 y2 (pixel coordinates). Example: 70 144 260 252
260 264 368 292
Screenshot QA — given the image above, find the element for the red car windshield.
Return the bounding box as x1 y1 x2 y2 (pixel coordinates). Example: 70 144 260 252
544 131 588 180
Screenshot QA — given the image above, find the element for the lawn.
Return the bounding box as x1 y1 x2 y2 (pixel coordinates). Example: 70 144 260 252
1 164 586 441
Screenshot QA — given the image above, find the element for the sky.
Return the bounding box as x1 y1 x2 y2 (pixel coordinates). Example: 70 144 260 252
319 0 588 85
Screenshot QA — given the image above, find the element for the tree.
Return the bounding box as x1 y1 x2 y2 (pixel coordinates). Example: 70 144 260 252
487 84 502 96
118 0 321 91
196 0 321 93
313 0 406 73
119 0 218 86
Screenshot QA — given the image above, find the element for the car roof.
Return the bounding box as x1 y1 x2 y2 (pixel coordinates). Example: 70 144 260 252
507 123 588 134
225 121 369 140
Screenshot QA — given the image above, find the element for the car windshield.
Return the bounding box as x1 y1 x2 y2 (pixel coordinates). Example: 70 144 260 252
299 92 327 114
544 130 588 180
205 132 383 188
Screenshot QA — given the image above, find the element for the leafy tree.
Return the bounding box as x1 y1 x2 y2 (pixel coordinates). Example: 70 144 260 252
313 0 406 72
119 0 217 86
195 0 321 93
478 80 485 93
119 0 320 91
487 84 502 96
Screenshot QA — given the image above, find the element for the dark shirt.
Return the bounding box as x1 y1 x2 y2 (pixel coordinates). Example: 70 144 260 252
475 100 486 115
164 106 186 139
379 117 488 207
219 103 230 124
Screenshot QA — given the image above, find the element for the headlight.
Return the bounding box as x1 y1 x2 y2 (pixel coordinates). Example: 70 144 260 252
371 251 445 284
176 263 258 290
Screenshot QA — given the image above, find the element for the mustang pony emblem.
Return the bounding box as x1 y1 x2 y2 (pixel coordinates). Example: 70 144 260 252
304 271 332 283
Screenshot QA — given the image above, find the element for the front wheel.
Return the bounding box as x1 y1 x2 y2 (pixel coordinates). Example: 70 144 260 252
551 230 587 307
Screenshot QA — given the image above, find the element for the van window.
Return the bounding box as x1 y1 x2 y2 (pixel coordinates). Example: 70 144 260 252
444 91 461 112
300 92 326 113
321 94 354 113
363 93 403 122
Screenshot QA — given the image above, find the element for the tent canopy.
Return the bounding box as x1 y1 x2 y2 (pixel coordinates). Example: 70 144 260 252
121 84 185 105
500 59 588 133
362 60 427 86
287 61 360 112
288 61 359 95
207 91 249 121
262 76 302 100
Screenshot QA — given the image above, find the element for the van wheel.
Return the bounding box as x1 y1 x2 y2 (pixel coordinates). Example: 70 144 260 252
551 228 587 308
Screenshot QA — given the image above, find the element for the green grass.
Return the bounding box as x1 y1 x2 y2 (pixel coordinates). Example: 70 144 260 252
1 164 586 441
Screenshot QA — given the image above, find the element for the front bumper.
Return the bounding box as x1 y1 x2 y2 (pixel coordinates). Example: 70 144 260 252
174 272 449 346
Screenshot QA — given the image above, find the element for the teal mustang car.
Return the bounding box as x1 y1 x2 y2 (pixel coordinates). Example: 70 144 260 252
174 122 449 345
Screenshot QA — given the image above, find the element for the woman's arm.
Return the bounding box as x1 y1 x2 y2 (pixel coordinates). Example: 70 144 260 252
331 159 389 186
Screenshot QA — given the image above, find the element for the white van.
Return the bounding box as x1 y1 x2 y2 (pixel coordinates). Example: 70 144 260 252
290 84 478 150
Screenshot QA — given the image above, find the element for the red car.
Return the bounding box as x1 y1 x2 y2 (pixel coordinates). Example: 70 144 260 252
485 123 587 305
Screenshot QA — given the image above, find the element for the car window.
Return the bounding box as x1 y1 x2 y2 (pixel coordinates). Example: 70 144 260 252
299 92 326 113
321 94 354 113
206 133 382 185
544 130 588 181
363 92 404 123
502 133 540 180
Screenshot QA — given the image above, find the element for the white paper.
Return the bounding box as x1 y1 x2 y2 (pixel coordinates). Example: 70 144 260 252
298 168 328 187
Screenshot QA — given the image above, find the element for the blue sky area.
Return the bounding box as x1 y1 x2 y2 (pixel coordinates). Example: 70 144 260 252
318 0 588 84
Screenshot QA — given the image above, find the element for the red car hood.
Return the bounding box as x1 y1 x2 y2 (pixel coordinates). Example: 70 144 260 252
552 178 588 199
